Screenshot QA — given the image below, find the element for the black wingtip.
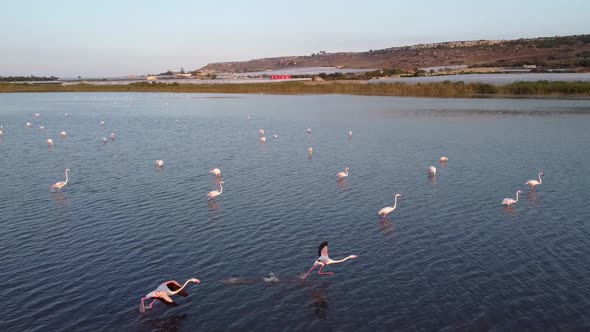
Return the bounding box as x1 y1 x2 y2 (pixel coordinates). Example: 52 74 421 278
318 241 328 256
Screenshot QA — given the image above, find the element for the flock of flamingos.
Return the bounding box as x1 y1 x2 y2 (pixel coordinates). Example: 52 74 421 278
6 111 545 313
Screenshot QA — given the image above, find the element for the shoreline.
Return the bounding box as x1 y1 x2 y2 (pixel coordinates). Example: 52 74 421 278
1 81 590 99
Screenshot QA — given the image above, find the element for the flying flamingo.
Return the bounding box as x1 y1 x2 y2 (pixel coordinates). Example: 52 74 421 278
439 156 448 162
50 169 70 192
155 160 164 167
428 166 436 176
525 172 544 191
60 131 67 138
378 194 402 218
336 167 350 179
502 190 523 206
308 147 313 156
348 131 352 139
209 168 221 177
47 139 54 146
301 242 357 279
207 181 224 200
260 137 266 143
26 122 32 128
139 278 200 313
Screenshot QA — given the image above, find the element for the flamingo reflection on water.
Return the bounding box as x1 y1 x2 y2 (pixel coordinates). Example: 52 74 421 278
378 194 402 218
50 169 70 192
140 278 200 313
207 181 224 200
301 242 357 279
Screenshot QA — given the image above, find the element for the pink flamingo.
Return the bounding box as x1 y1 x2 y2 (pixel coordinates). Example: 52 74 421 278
100 121 105 126
348 131 352 139
502 190 523 206
259 129 265 136
301 242 357 279
209 168 221 177
439 156 448 162
155 160 164 167
50 169 70 191
102 137 107 144
525 172 544 191
35 113 40 118
336 167 350 179
378 194 402 218
39 126 45 130
260 137 266 143
26 122 32 128
308 147 313 156
110 132 115 140
140 278 200 313
307 128 312 134
60 131 67 138
207 181 224 200
47 139 54 146
428 166 436 176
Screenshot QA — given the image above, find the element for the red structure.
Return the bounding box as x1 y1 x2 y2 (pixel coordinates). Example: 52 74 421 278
270 75 291 80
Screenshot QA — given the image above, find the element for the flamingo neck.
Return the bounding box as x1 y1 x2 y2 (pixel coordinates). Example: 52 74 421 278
169 280 193 295
345 169 348 176
515 191 520 202
392 196 398 211
331 255 354 264
218 183 223 194
538 173 542 184
64 170 69 185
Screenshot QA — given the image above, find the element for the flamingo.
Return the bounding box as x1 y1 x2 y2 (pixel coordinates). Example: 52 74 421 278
307 128 312 134
525 172 544 191
0 129 3 136
47 139 54 146
100 121 105 126
60 131 67 138
440 156 448 162
336 167 350 179
378 194 402 218
35 113 40 118
502 190 523 206
209 168 221 177
155 160 164 167
259 129 264 136
348 131 352 139
102 137 107 144
248 114 251 120
273 133 278 139
260 137 266 143
308 147 313 156
65 113 69 117
26 122 32 128
207 181 224 200
428 166 436 176
139 278 200 313
301 242 357 279
39 126 45 130
50 169 70 192
110 132 115 140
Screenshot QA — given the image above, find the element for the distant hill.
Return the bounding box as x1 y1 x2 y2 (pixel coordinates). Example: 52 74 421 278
200 34 590 72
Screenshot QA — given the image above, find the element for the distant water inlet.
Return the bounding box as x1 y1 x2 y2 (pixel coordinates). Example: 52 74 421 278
0 93 589 331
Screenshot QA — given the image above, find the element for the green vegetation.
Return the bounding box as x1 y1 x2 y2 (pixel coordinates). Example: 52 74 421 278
292 68 407 80
1 80 590 98
0 75 59 82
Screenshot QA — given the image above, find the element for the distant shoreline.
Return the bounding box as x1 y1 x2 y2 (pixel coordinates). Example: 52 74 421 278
1 81 590 99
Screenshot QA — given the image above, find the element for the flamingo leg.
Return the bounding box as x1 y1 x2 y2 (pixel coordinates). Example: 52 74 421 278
140 297 147 313
302 265 318 279
148 299 157 309
318 264 334 276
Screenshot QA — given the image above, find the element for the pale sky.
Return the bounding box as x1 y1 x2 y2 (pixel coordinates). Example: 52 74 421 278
1 0 588 77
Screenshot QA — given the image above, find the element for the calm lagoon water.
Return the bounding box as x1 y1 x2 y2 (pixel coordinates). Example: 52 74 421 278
1 93 590 331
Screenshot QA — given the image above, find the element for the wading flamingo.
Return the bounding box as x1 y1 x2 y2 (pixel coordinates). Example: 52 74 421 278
525 172 544 191
428 166 436 176
110 132 115 140
209 168 221 177
273 133 278 139
207 181 224 200
248 114 251 120
65 113 69 117
155 160 164 167
100 121 105 126
308 147 313 156
0 129 4 136
336 167 350 179
26 122 32 128
301 242 357 279
35 113 40 118
102 137 107 143
39 126 45 130
47 139 54 146
348 131 352 139
50 169 70 192
259 129 265 136
502 190 523 206
378 194 402 218
307 128 312 134
439 156 448 162
260 137 266 143
139 278 200 313
60 131 67 138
